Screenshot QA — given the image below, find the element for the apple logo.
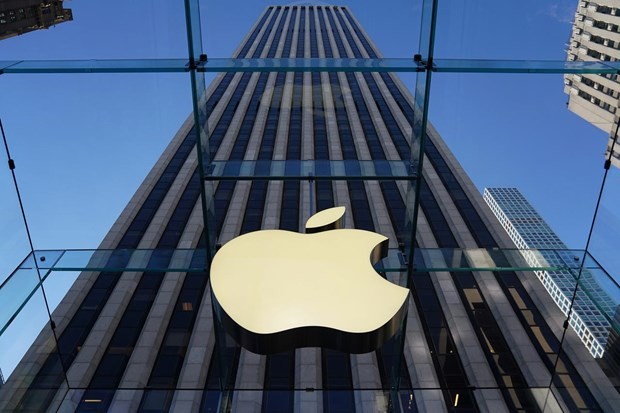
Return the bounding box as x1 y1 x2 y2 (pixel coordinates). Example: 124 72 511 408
210 206 409 354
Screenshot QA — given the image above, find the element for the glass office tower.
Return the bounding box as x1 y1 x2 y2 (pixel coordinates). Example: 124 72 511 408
1 5 619 413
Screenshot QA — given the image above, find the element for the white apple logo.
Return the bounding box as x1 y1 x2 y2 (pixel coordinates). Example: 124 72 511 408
210 206 409 354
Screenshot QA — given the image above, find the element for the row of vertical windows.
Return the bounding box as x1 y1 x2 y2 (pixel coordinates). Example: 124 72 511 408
410 270 478 411
262 352 295 412
332 15 471 411
424 138 601 410
315 11 365 413
261 8 299 413
202 8 292 410
419 175 536 410
346 13 603 407
67 9 281 413
138 236 208 412
78 171 204 412
235 8 274 58
19 66 242 413
323 10 412 412
258 73 286 161
310 8 337 222
211 6 278 160
135 10 290 407
277 8 302 237
200 346 241 412
312 8 340 220
241 8 291 237
339 8 540 411
413 183 478 410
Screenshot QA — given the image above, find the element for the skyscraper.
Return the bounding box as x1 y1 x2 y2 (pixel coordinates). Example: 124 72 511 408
1 5 619 413
0 0 72 41
483 187 615 358
564 0 620 168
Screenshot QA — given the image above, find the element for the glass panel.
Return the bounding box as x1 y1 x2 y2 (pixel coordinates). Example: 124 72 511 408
0 61 20 72
1 2 187 60
434 1 578 60
0 268 40 336
42 271 80 318
6 248 608 279
206 159 414 180
552 266 620 411
49 249 203 272
434 59 620 74
0 143 30 286
189 61 215 262
185 0 216 263
8 248 599 275
194 57 426 72
418 0 438 59
1 59 189 73
184 0 204 61
429 72 607 250
202 4 421 59
3 0 620 411
0 288 66 412
590 155 620 287
404 68 429 265
6 58 620 75
0 72 192 259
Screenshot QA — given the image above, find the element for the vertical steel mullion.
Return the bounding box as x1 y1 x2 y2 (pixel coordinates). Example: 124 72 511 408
184 0 216 264
183 2 228 409
405 0 439 278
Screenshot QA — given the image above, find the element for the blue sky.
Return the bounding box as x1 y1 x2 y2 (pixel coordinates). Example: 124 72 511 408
0 1 618 375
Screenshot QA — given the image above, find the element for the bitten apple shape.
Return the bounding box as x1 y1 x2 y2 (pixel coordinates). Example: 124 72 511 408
210 206 409 354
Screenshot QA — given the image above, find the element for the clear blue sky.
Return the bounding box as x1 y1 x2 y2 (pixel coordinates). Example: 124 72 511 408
0 0 618 373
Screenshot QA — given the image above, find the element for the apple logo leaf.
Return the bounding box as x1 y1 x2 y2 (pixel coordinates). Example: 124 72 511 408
305 205 345 233
210 206 409 354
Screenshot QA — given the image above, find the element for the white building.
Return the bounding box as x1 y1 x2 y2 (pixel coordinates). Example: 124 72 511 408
564 0 620 167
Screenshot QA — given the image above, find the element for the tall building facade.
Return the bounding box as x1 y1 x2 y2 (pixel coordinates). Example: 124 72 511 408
1 5 620 413
483 187 615 358
564 0 620 167
0 0 72 41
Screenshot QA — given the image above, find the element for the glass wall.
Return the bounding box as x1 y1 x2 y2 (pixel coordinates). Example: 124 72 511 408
1 1 619 412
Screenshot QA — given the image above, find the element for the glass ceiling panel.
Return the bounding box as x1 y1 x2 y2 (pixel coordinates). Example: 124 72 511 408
1 246 616 370
433 59 620 74
201 2 421 59
6 248 602 274
204 160 415 180
0 129 30 287
428 72 609 252
0 1 187 60
434 1 579 61
5 58 620 75
0 59 189 73
590 148 620 292
0 73 192 263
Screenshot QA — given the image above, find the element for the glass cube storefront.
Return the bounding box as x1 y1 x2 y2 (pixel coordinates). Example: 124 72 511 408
1 1 620 412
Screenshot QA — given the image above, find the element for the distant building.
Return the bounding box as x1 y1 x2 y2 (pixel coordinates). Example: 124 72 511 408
484 187 616 357
0 0 72 41
564 0 620 167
